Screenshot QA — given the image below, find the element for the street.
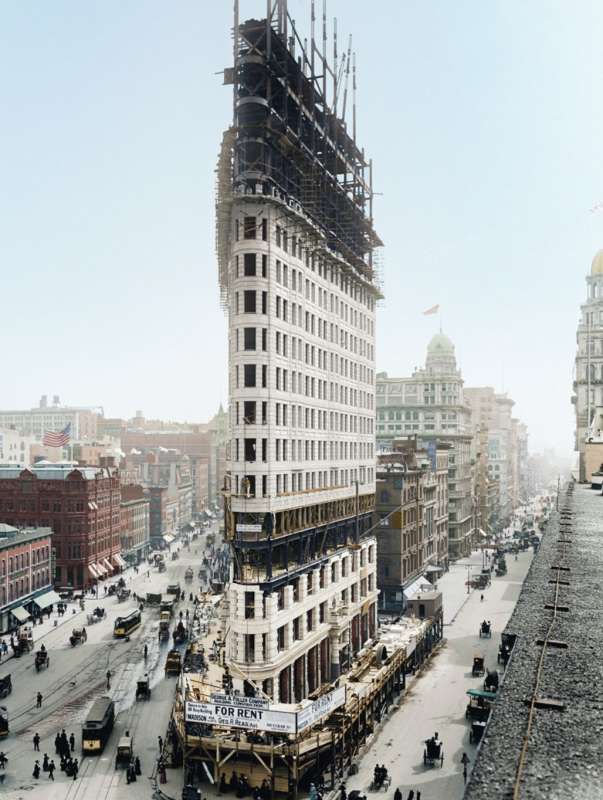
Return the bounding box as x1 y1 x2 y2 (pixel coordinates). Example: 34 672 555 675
0 526 221 800
344 546 534 800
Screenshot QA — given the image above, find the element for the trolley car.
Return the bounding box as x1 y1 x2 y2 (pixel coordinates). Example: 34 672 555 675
113 609 141 638
82 696 115 755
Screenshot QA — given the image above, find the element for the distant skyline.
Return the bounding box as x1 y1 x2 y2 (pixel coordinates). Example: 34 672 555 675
2 1 603 454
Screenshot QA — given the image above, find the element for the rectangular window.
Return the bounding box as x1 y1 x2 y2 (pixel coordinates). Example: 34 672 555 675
262 401 267 424
261 328 267 351
243 401 256 424
244 253 256 276
244 364 257 387
262 365 267 388
262 291 267 314
244 327 256 350
244 438 256 462
261 218 268 241
244 291 256 313
244 216 257 239
262 254 267 278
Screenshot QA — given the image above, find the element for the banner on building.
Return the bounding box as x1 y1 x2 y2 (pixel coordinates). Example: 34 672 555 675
186 685 346 735
296 686 346 732
185 699 296 734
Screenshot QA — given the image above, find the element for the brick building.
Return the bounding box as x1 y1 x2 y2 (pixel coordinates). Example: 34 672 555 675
0 462 123 590
0 523 55 633
120 485 150 564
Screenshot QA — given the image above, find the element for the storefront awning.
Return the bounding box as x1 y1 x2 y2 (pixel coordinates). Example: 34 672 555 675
95 562 107 576
163 534 175 544
424 565 443 573
479 528 489 538
33 590 61 609
102 557 114 572
88 564 100 579
11 606 30 623
113 553 127 569
404 574 432 600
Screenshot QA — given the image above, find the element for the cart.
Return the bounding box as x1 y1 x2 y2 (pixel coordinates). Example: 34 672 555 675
465 689 496 722
472 656 485 677
135 676 151 701
69 627 87 647
469 719 486 744
35 650 49 672
115 735 134 769
423 737 444 767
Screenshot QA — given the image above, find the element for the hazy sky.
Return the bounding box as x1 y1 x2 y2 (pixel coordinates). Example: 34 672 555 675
2 1 602 453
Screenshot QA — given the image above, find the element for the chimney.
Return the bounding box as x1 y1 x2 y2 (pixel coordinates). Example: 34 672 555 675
53 395 60 407
40 395 47 409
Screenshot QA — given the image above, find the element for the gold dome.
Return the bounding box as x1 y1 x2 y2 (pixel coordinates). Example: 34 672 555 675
592 250 603 275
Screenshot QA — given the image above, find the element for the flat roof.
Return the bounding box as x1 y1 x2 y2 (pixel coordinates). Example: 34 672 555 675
0 526 52 549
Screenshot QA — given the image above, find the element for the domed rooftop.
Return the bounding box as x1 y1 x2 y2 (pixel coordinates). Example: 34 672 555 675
427 332 455 355
592 250 603 275
425 331 458 375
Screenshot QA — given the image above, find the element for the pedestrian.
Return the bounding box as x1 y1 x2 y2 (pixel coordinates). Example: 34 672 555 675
0 752 7 769
461 752 470 783
42 753 49 771
339 783 347 800
144 643 148 660
60 729 68 756
416 792 421 800
48 759 55 780
394 790 402 800
33 760 41 779
69 732 75 752
406 792 414 800
33 732 40 751
480 593 484 602
72 758 79 780
106 670 111 690
135 755 141 775
54 733 61 754
36 691 43 708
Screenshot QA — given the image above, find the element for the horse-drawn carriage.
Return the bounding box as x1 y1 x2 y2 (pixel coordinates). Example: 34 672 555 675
479 621 492 638
69 627 87 647
423 736 444 767
117 588 131 602
0 675 12 700
14 629 33 657
173 621 188 645
87 607 105 625
472 656 485 677
370 764 391 791
469 719 486 745
484 670 499 693
184 567 194 582
465 689 495 723
135 675 151 701
35 649 49 672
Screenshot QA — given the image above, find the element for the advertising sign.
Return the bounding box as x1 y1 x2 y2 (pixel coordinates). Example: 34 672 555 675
186 700 296 735
210 693 269 710
236 524 262 533
296 686 346 732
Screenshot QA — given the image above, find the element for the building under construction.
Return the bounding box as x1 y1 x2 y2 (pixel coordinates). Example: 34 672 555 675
171 1 414 795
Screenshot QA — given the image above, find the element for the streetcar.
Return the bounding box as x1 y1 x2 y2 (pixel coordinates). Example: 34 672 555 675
82 696 114 755
113 609 141 638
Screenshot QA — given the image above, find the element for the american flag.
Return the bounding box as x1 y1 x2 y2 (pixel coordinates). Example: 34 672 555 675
43 423 72 447
423 304 440 316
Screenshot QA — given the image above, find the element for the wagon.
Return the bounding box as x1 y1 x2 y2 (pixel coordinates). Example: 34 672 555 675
69 627 87 647
465 689 495 722
423 736 444 767
469 719 486 745
135 676 151 701
472 656 485 677
483 670 499 693
479 621 492 638
115 735 133 769
35 650 49 672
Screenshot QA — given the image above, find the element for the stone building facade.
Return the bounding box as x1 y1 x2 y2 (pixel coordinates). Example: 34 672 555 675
376 333 473 560
572 249 603 481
